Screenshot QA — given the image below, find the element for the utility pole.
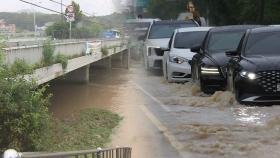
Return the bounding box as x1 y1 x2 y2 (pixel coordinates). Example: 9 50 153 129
61 0 63 22
69 21 72 39
33 5 36 36
48 0 66 21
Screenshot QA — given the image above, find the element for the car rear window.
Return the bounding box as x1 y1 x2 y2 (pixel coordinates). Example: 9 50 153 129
148 22 198 39
174 31 207 49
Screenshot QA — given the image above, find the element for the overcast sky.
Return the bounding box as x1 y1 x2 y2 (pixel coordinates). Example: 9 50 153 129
0 0 125 16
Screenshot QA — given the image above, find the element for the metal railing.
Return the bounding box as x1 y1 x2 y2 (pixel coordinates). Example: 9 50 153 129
3 147 132 158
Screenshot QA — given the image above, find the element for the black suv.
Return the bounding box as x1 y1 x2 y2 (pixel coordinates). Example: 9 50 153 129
191 25 261 93
227 26 280 104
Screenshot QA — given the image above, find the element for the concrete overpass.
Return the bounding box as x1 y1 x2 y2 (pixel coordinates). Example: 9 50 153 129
2 38 130 85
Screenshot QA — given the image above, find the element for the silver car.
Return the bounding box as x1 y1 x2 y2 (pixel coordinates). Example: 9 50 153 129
163 27 212 82
143 20 199 70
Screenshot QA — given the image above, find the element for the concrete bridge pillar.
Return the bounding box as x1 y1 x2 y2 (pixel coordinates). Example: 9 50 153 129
104 56 112 70
112 49 130 69
91 56 112 70
122 48 130 69
64 65 90 83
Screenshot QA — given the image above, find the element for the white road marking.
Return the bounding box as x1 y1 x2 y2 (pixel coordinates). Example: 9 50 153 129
139 104 187 158
133 82 171 112
132 82 193 157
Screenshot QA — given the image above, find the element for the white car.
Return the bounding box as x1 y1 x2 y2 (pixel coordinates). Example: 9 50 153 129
143 20 199 70
125 18 160 59
163 27 212 82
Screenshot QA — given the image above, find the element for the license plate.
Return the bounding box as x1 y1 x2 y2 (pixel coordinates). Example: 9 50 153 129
277 84 280 91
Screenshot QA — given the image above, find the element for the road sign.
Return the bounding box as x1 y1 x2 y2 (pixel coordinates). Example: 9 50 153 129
66 13 75 22
66 5 75 22
66 5 74 13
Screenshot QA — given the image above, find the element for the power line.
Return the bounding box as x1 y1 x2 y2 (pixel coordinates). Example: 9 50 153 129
48 0 66 21
19 0 107 26
49 0 67 7
48 0 92 16
19 0 66 15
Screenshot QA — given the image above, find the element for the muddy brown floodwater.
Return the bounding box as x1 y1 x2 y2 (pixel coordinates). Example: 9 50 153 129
48 65 180 158
49 68 127 119
49 62 280 158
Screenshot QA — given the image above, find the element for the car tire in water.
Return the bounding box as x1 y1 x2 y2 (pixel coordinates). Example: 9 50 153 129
163 62 167 80
193 65 200 84
191 66 196 83
227 70 234 93
166 64 173 83
234 87 242 104
144 57 149 70
200 78 208 94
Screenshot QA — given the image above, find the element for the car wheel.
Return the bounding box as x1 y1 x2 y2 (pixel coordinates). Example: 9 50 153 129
200 78 211 94
144 57 150 70
195 66 200 84
163 62 167 79
142 52 145 66
233 75 243 104
166 65 173 83
227 70 234 92
234 87 242 103
191 65 196 82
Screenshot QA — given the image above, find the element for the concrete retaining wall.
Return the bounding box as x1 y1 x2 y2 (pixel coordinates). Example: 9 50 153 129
3 39 124 66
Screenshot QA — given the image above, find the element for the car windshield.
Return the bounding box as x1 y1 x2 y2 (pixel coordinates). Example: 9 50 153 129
125 22 151 36
148 23 198 39
174 31 207 49
245 31 280 57
125 22 150 31
207 31 245 52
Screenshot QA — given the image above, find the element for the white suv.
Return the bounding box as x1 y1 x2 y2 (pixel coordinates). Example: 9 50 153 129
143 20 199 70
162 27 212 82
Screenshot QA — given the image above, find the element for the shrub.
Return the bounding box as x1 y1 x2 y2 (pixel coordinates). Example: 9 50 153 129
0 63 52 153
10 59 33 76
101 47 109 57
55 54 68 70
42 41 55 66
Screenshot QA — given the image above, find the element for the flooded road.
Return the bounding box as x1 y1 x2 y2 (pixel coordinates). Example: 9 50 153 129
49 62 280 158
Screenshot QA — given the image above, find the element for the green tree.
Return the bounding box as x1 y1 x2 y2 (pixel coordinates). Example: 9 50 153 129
148 0 183 19
89 22 103 37
45 22 69 39
70 1 83 25
46 21 103 39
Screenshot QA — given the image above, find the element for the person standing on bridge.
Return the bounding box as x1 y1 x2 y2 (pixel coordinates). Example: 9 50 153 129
185 1 201 26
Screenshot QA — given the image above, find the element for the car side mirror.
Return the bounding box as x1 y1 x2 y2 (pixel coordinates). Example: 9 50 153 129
191 45 201 53
225 50 238 57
